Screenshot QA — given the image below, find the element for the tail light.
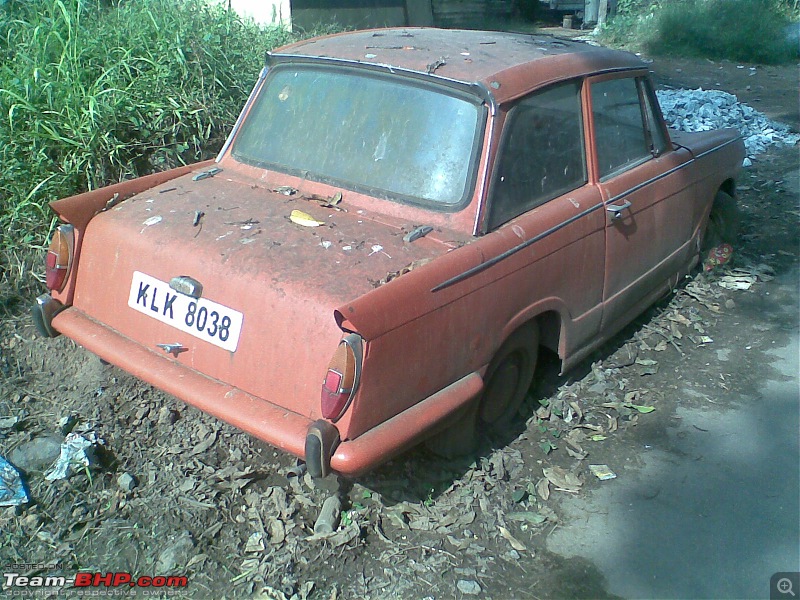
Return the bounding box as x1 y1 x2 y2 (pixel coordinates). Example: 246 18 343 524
321 333 363 421
45 224 75 292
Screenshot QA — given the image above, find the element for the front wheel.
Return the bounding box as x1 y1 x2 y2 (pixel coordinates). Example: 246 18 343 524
701 190 740 254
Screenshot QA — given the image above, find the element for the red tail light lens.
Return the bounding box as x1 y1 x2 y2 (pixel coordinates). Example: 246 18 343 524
321 334 363 421
45 225 75 292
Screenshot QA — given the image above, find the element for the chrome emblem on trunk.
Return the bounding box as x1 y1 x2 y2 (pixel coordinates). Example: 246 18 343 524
156 343 188 357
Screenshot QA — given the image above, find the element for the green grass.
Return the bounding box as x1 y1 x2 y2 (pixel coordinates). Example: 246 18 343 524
0 0 329 309
599 0 799 64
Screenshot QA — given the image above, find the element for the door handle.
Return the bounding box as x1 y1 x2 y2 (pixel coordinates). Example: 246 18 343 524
606 201 632 219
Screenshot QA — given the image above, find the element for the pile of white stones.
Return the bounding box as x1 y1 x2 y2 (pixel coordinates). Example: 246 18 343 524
656 88 799 165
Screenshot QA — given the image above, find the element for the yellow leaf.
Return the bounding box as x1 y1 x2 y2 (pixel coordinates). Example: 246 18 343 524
289 209 323 227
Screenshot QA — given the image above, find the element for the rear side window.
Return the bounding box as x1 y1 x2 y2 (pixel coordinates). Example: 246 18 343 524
592 77 661 179
488 81 586 230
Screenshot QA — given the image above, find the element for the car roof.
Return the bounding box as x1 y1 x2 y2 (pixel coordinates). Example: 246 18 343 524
273 28 646 104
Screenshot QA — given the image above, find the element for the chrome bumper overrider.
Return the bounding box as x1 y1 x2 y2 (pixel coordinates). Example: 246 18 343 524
32 294 64 338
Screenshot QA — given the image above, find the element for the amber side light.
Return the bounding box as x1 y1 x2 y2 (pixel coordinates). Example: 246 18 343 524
321 334 363 421
45 225 74 292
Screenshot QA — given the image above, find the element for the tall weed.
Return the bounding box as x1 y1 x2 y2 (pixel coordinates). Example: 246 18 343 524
0 0 317 307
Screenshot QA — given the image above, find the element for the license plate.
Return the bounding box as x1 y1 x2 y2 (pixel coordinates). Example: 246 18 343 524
127 271 243 352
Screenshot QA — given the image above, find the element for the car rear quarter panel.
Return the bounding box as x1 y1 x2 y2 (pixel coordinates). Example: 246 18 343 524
339 184 607 439
48 161 214 306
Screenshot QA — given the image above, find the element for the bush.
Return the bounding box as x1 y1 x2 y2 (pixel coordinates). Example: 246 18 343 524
645 0 799 64
0 0 316 306
600 0 799 64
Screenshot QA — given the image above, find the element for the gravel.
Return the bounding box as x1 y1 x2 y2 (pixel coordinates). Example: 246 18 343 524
657 88 800 165
8 435 62 472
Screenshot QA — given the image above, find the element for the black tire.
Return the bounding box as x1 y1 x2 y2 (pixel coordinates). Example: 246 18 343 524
701 190 740 254
478 324 539 433
425 323 539 458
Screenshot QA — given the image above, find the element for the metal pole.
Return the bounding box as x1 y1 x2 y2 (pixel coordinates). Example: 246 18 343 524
597 0 608 26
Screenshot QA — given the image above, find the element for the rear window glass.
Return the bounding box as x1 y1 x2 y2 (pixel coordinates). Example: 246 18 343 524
232 66 483 208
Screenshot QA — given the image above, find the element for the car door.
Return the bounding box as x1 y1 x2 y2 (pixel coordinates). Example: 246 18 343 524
484 79 607 356
589 74 696 331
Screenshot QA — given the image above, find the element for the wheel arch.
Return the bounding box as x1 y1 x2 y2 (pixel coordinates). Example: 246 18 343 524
500 299 568 357
719 178 737 199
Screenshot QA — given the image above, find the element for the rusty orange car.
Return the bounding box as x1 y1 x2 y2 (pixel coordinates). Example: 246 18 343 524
34 29 744 478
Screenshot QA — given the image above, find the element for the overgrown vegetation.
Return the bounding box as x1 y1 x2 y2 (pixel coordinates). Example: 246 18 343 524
0 0 320 307
600 0 799 64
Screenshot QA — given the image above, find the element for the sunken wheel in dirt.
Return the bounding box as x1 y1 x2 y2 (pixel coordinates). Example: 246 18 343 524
701 190 740 253
426 323 539 458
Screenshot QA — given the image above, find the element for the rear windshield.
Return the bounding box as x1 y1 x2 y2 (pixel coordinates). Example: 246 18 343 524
231 65 483 208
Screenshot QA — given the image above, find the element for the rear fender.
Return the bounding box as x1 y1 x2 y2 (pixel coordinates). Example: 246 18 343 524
500 297 568 351
48 160 214 305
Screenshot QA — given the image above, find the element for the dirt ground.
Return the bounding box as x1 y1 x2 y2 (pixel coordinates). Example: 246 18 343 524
0 44 798 599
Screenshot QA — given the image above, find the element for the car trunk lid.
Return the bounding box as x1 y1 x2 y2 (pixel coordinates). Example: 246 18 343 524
67 172 458 420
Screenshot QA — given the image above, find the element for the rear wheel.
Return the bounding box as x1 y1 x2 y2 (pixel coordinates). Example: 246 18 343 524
425 323 539 458
478 325 539 433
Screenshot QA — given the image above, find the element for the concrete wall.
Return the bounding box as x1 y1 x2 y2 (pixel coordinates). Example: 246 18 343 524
228 0 292 27
292 0 410 31
226 0 434 31
431 0 512 27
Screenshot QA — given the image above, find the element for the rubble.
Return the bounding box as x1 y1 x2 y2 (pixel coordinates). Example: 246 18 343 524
8 435 62 472
155 531 196 574
656 88 800 161
457 580 482 595
117 472 137 492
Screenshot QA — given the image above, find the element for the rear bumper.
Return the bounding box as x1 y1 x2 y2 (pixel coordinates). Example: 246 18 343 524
49 306 483 477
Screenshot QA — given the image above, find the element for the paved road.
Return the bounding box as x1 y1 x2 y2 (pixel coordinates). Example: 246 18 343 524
546 267 800 599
